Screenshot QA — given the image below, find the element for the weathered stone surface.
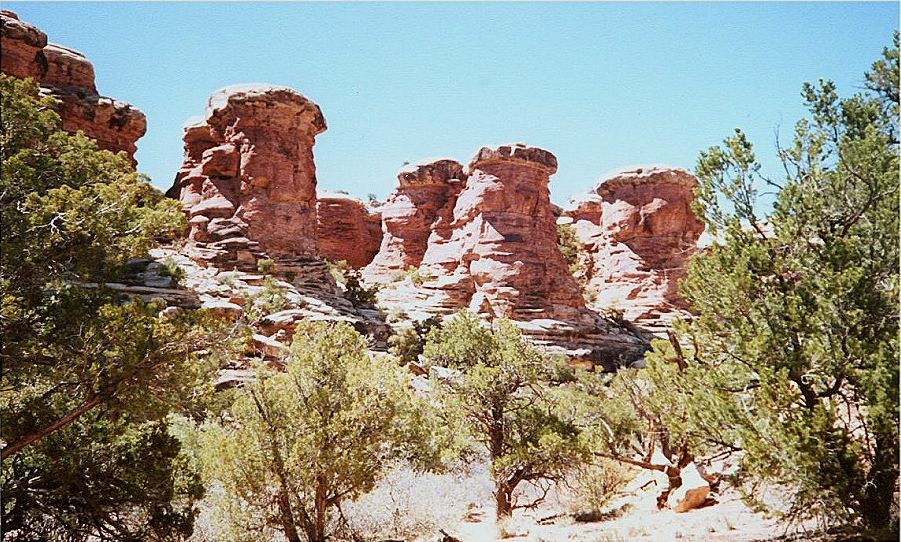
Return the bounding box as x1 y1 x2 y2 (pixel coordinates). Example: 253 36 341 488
362 159 465 282
317 191 383 268
370 145 649 368
42 43 96 92
0 10 46 80
0 11 146 162
416 144 584 321
169 84 327 269
567 167 704 335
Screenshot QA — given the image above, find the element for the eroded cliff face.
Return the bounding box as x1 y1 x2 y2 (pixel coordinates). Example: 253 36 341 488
368 145 650 368
316 192 383 268
362 159 465 282
0 11 147 162
169 84 327 272
414 144 585 320
566 166 704 335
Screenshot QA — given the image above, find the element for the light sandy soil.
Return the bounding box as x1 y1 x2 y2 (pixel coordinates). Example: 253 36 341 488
339 464 819 542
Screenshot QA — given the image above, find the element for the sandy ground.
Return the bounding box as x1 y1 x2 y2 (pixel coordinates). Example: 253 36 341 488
340 464 819 542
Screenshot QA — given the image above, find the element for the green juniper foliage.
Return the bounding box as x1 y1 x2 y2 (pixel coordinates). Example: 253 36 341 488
636 34 899 532
388 315 443 365
422 311 588 519
556 222 585 277
1 75 231 541
196 321 440 542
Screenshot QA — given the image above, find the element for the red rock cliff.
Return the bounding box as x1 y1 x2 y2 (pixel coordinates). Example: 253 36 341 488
362 159 465 282
567 166 704 335
317 192 383 268
416 144 587 320
168 84 327 268
370 145 649 368
0 11 147 162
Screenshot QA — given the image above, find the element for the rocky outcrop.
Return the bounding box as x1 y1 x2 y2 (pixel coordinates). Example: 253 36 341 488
372 145 649 368
0 11 147 162
362 159 465 282
415 144 586 321
168 84 327 272
566 167 704 335
317 192 383 268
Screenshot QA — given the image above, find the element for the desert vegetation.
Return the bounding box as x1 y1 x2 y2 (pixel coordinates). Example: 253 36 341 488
0 19 897 542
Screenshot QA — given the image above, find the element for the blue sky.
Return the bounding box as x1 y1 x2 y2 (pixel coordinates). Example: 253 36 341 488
8 2 898 205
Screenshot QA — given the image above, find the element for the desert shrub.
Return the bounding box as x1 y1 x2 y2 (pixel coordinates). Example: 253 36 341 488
325 258 351 286
566 459 636 515
338 462 493 542
245 276 288 322
556 223 585 277
160 256 186 284
405 265 432 286
256 257 276 275
389 316 443 365
195 321 440 542
344 269 379 308
386 307 406 323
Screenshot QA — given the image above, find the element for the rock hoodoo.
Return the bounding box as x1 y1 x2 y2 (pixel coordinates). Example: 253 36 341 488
416 144 586 320
0 11 147 162
370 145 649 367
168 84 327 272
567 166 704 335
316 192 383 268
362 159 466 282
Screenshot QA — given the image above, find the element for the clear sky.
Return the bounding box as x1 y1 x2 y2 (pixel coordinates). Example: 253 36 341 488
7 2 898 205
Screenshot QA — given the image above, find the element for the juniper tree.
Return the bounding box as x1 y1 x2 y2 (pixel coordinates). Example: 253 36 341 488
1 75 232 541
197 321 439 542
635 34 899 533
422 310 588 519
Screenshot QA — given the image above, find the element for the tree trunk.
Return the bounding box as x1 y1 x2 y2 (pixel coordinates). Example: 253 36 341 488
495 482 513 519
277 490 302 542
860 431 899 533
311 477 329 542
1 394 104 461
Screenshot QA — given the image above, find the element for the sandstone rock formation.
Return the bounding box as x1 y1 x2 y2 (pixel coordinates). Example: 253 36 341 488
362 159 466 282
371 145 649 367
566 167 704 335
415 144 585 320
317 192 383 268
0 11 147 161
168 84 328 277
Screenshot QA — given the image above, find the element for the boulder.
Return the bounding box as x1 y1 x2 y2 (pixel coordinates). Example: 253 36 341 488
201 299 244 320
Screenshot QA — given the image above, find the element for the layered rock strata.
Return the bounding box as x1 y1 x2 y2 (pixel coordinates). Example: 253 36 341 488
416 144 585 320
362 159 466 282
566 167 704 335
317 192 383 268
371 145 648 367
0 11 146 161
168 84 327 276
